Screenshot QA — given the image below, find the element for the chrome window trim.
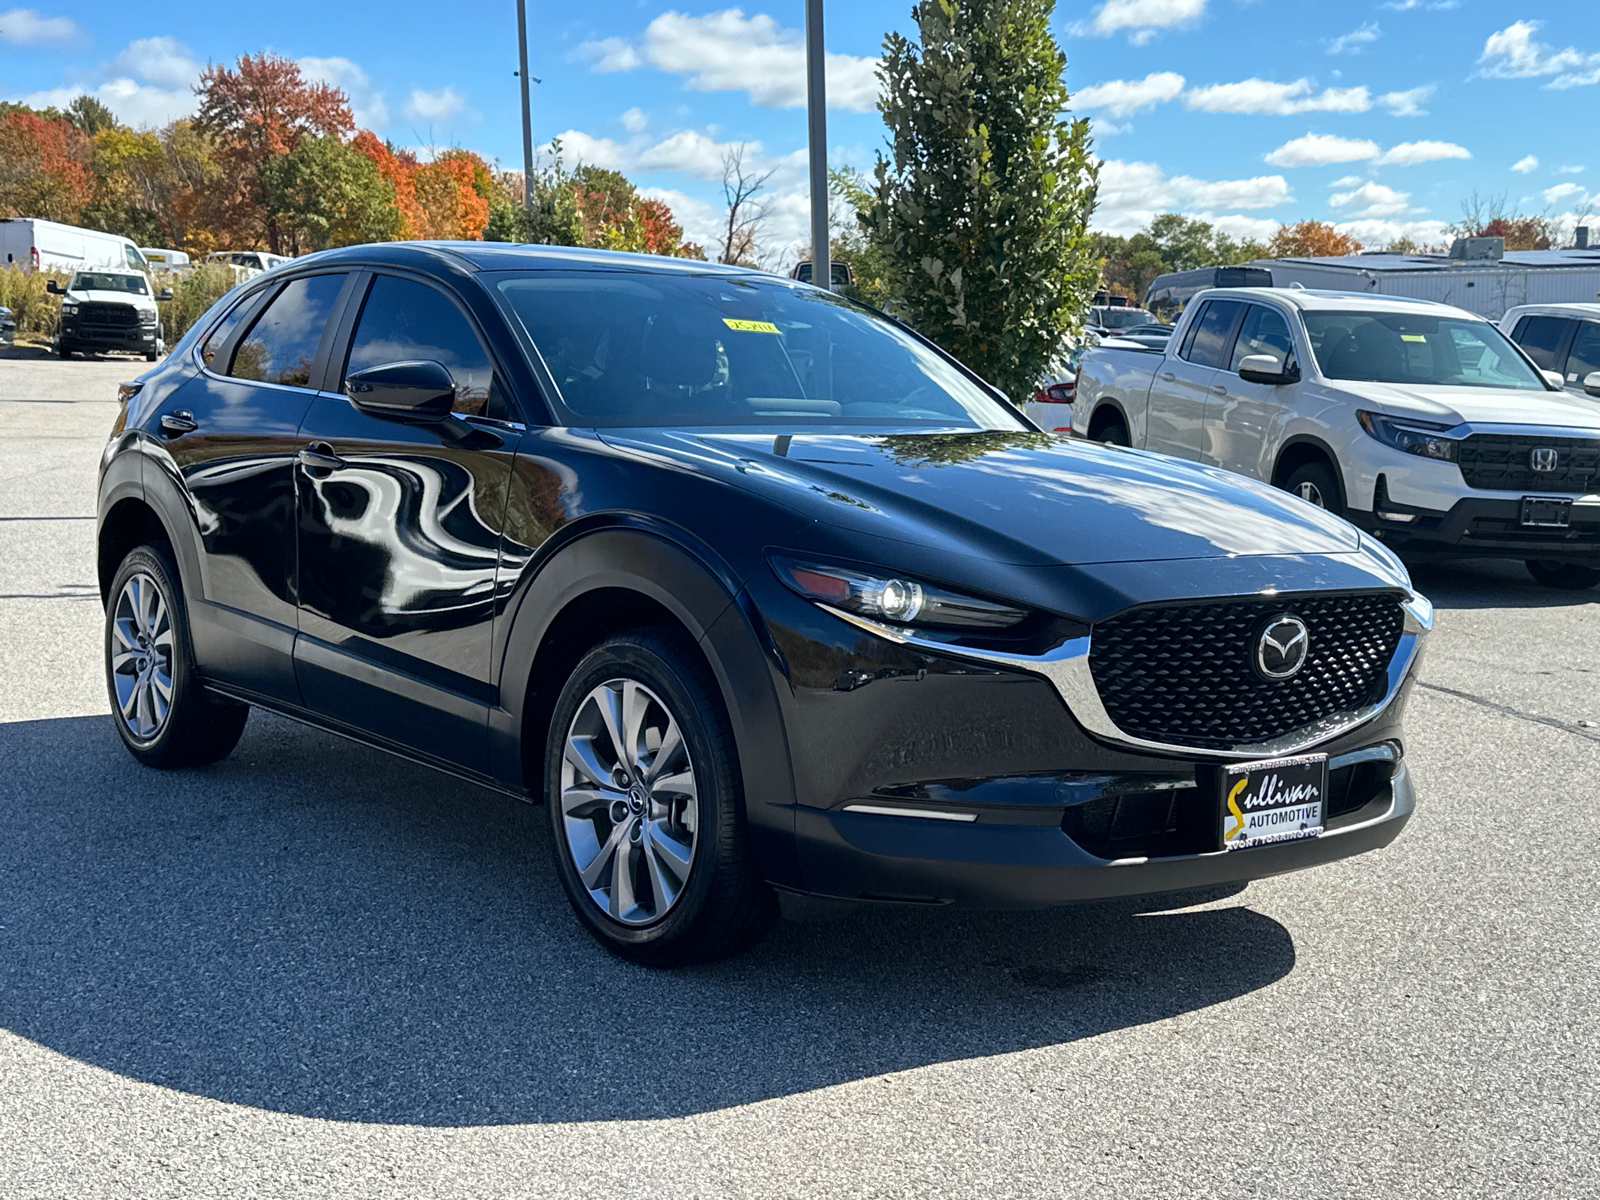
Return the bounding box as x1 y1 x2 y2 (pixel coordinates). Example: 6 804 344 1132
819 593 1433 762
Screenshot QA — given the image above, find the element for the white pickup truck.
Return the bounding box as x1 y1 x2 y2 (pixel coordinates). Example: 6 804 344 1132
1071 287 1600 589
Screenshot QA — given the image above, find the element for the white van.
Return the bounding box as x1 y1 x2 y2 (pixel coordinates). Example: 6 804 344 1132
0 218 150 275
141 247 192 275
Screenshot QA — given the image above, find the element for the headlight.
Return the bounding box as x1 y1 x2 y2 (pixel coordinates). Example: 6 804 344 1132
771 557 1027 629
140 311 157 325
60 302 78 316
1356 411 1460 461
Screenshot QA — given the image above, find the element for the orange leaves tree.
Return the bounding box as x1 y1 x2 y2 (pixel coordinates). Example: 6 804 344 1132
1266 220 1363 259
0 109 93 222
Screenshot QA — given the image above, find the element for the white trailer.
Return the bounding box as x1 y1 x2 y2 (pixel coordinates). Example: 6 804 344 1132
0 218 151 275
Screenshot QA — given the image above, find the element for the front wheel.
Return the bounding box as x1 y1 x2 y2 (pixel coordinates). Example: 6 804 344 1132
105 544 249 767
1281 461 1343 516
1525 560 1600 590
545 631 775 966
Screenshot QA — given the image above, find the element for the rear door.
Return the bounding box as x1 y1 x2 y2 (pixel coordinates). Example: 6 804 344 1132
1511 315 1577 378
292 271 524 772
1143 300 1243 459
155 271 354 703
1563 321 1600 394
1203 303 1298 476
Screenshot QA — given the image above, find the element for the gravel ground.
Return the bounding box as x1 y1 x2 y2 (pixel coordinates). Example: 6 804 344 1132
1 351 1596 1198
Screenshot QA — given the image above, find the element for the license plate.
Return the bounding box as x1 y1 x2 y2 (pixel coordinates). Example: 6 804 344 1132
1221 754 1327 850
1521 497 1572 528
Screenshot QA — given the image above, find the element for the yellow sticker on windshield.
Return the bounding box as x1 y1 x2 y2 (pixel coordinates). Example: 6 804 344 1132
723 318 780 334
1401 333 1427 342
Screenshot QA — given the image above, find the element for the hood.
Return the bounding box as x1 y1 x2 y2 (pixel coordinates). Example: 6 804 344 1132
70 288 156 308
599 429 1363 566
1349 382 1600 431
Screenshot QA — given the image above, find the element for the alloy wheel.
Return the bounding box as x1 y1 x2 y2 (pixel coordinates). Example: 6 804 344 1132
559 678 699 926
1294 480 1326 507
110 572 175 741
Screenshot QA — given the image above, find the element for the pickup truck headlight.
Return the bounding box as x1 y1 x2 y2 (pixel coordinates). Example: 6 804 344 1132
771 557 1027 630
60 301 78 316
1356 411 1460 462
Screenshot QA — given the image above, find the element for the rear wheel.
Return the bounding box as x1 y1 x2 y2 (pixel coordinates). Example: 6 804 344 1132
1094 417 1130 446
545 631 775 966
105 544 249 767
1525 560 1600 590
1281 461 1343 517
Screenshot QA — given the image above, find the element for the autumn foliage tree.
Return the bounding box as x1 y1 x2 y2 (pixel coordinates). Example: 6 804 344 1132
1267 220 1363 259
0 110 92 223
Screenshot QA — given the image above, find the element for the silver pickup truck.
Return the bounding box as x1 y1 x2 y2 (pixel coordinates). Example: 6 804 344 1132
1071 287 1600 589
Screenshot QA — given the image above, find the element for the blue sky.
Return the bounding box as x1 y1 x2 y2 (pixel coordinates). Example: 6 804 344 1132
2 0 1594 258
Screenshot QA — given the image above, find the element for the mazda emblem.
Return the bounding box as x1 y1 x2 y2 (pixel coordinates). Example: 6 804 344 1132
1531 447 1559 472
1255 614 1310 681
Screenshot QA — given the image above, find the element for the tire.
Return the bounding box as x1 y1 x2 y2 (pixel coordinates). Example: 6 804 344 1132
544 630 776 966
1525 560 1600 590
105 543 249 768
1281 461 1343 516
1095 418 1130 447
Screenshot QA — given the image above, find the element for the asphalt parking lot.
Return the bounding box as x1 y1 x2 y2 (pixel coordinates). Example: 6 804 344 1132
1 350 1597 1199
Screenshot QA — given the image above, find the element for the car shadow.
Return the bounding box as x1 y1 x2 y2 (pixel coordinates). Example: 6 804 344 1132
1405 556 1599 611
0 712 1294 1127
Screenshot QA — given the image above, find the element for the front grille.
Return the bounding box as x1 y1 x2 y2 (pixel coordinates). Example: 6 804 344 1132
1458 434 1600 493
1088 594 1405 750
77 301 140 330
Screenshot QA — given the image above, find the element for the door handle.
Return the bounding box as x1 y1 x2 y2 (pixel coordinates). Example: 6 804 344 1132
297 442 346 474
1160 372 1176 382
1211 384 1229 395
159 410 197 436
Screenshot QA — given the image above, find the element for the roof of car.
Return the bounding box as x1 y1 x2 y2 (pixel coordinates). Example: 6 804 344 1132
1193 286 1481 320
297 241 764 277
1502 302 1600 320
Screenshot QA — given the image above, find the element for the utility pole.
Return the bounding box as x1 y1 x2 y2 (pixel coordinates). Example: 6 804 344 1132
804 0 830 291
517 0 535 212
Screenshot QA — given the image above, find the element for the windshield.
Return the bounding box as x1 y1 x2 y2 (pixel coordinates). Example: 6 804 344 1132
1094 307 1152 330
71 273 148 295
1305 312 1545 390
494 271 1026 431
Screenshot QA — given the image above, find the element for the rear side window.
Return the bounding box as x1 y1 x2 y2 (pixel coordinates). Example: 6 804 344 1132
200 294 257 367
1512 315 1574 370
1567 322 1600 385
1230 305 1294 372
343 275 508 419
228 274 346 387
1182 300 1243 369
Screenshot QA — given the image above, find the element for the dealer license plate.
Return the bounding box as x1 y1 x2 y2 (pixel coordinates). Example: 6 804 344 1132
1221 754 1328 850
1521 497 1572 528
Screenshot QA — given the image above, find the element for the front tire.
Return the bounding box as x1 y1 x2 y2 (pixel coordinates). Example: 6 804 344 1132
1281 461 1343 516
545 631 775 966
105 544 249 768
1525 560 1600 590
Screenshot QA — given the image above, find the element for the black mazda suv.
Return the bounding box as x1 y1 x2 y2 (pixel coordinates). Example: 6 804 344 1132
97 242 1432 965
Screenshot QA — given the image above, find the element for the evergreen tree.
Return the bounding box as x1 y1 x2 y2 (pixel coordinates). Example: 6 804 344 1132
867 0 1099 400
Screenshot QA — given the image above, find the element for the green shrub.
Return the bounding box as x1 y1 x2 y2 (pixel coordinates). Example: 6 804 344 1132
0 266 70 340
157 263 240 342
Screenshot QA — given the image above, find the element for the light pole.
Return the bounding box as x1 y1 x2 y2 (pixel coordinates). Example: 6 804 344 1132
517 0 535 212
805 0 830 290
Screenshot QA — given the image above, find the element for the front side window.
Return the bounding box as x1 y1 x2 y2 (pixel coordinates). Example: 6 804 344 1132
1230 305 1294 372
1567 322 1600 385
125 245 146 270
344 275 506 419
227 273 346 388
1182 300 1243 369
494 271 1025 430
1511 315 1573 371
1305 312 1546 390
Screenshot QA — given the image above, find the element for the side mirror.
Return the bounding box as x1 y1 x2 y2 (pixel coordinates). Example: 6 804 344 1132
158 287 174 301
1585 371 1600 398
1541 369 1566 390
1238 354 1297 385
344 359 456 421
46 280 63 295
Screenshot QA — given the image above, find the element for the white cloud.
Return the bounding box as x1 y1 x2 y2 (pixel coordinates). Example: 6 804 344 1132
404 86 470 123
1092 158 1290 234
1376 140 1470 165
1075 72 1186 117
1082 0 1207 45
299 56 389 128
1543 183 1589 204
576 37 641 73
1329 180 1411 218
621 106 648 133
108 36 201 89
1330 174 1367 188
21 80 193 128
638 186 723 253
0 8 78 46
1511 155 1539 173
1478 21 1600 89
1334 218 1448 248
577 10 879 112
1556 164 1585 175
1377 85 1434 115
1183 78 1370 115
550 127 808 191
1264 134 1381 167
1381 1 1459 10
1192 213 1280 242
1327 22 1380 55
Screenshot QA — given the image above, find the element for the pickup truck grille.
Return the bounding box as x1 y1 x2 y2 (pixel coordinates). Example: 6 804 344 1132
1458 434 1600 493
77 301 141 330
1088 593 1405 751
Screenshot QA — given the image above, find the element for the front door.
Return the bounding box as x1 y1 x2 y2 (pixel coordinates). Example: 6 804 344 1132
160 271 353 703
293 272 523 772
1143 299 1242 459
1203 303 1297 477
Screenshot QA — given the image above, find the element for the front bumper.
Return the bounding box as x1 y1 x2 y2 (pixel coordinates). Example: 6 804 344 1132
59 322 159 352
1350 490 1600 564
